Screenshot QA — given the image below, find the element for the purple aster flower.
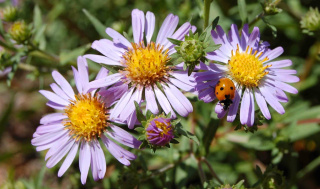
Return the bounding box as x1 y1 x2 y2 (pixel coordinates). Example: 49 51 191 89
32 56 141 184
146 117 174 146
195 24 299 126
84 9 197 129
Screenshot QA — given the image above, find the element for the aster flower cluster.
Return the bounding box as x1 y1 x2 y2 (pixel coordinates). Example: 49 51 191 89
31 8 299 185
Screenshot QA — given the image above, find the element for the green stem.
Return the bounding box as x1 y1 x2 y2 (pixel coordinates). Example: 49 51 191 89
28 41 59 62
197 158 207 185
248 12 265 28
201 157 224 185
204 0 213 29
0 40 16 52
297 155 320 179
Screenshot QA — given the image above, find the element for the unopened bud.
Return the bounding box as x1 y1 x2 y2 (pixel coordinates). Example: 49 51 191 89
300 7 320 35
9 21 31 44
2 6 18 22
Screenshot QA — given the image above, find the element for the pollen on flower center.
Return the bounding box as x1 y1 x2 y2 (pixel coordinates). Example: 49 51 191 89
150 120 171 137
228 45 271 88
64 93 108 141
122 42 170 86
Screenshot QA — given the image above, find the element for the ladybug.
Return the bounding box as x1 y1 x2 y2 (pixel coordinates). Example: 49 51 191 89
215 78 236 110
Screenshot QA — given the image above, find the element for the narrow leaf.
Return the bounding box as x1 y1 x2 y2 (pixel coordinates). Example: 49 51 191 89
82 9 109 39
211 16 220 30
238 0 248 24
205 44 221 53
134 101 146 122
167 38 182 45
176 123 200 145
201 118 219 156
33 5 42 30
59 44 91 65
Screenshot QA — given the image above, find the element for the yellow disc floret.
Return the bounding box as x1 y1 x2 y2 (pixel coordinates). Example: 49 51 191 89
228 45 271 88
154 120 171 137
122 42 170 86
64 93 108 141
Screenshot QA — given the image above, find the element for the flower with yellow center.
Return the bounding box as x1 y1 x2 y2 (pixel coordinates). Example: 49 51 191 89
228 45 271 88
33 56 141 185
64 93 108 141
123 42 170 86
84 9 197 129
195 24 299 126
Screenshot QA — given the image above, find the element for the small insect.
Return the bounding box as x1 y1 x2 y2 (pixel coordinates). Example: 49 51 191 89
215 78 236 110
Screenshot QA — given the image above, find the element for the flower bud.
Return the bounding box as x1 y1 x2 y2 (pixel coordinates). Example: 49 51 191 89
2 6 18 22
263 0 282 15
9 21 31 44
300 7 320 35
177 39 205 63
145 116 174 146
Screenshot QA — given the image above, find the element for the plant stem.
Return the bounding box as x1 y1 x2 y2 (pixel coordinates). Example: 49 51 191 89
201 157 224 185
197 158 207 185
204 0 213 29
0 40 16 52
28 41 59 62
248 12 265 28
297 155 320 179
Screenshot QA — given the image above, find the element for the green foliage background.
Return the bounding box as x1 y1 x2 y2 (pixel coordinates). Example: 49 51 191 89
0 0 320 188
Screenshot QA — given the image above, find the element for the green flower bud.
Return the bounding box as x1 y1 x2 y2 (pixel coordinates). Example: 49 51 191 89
177 39 205 63
300 7 320 35
2 6 18 22
262 0 282 15
9 21 31 44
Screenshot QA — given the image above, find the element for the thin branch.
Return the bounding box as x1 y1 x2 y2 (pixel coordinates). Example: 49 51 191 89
201 157 224 185
197 159 207 185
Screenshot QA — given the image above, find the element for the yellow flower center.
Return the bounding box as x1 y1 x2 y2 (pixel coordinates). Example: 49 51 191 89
154 120 171 137
147 119 172 138
122 42 170 86
228 45 271 88
64 93 108 141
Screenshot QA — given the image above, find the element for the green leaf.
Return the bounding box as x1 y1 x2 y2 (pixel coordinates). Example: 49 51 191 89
134 127 145 133
139 140 148 149
145 110 153 120
261 17 277 38
170 57 184 66
201 118 219 156
188 63 195 76
82 9 109 39
238 0 248 24
134 101 146 122
59 44 91 65
234 180 245 188
35 167 46 189
167 38 182 45
199 31 207 41
211 16 220 30
176 123 200 145
286 123 320 142
170 139 179 144
33 5 42 30
169 52 180 59
205 44 221 53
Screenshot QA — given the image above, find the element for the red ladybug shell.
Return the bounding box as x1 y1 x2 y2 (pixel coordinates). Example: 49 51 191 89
215 78 235 110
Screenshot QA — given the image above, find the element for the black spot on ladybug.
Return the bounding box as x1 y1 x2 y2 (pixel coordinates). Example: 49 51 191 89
216 92 218 94
220 87 224 91
225 94 230 99
230 87 234 90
